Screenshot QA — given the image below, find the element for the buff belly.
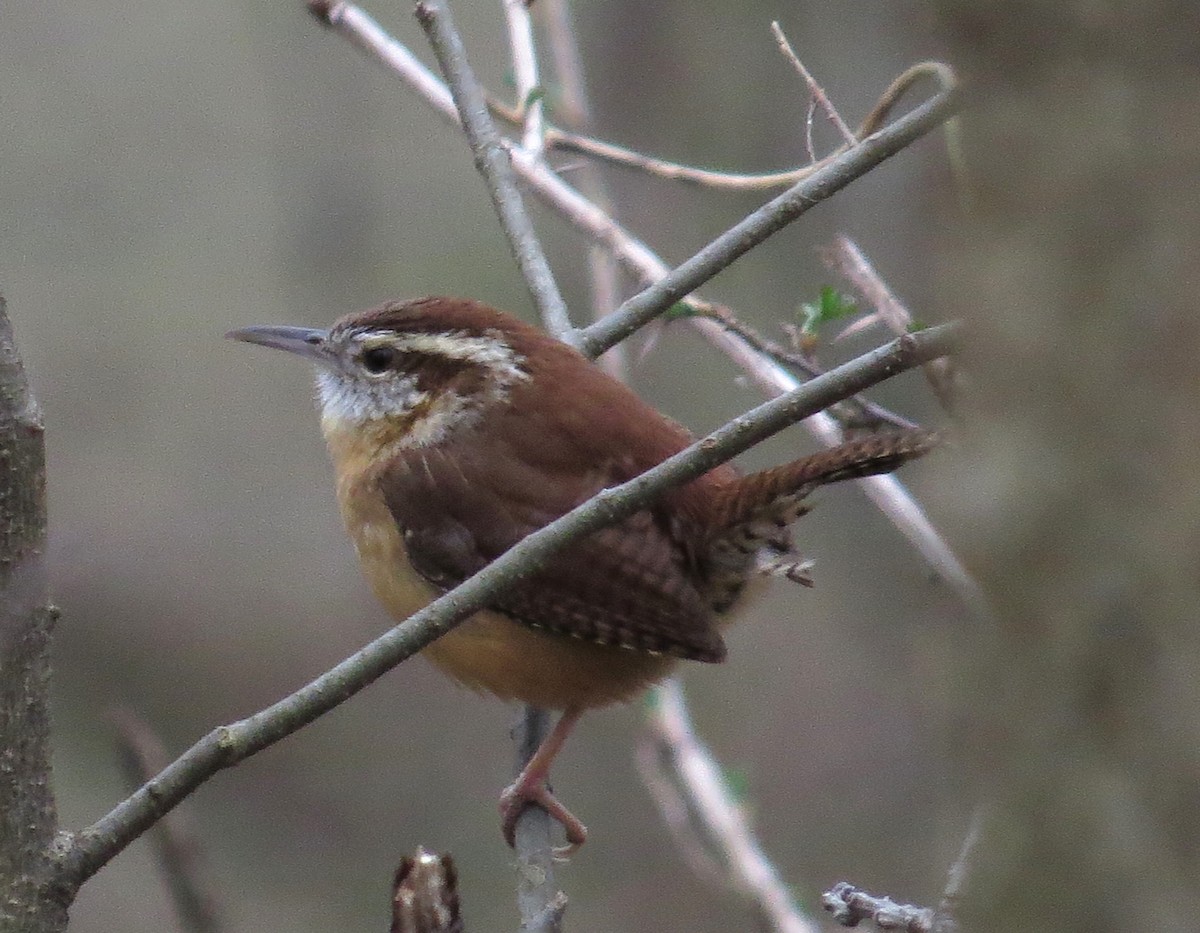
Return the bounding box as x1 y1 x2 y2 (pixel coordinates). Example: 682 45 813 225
339 479 677 711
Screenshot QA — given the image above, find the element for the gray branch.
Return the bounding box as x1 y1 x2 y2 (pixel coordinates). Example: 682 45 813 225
510 706 562 933
414 0 575 345
576 82 959 359
50 321 959 897
823 882 933 932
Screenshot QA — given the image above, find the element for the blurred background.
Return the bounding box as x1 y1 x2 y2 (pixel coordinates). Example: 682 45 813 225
1 1 961 930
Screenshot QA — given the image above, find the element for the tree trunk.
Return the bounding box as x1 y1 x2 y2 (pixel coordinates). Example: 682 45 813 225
932 4 1200 930
0 297 67 932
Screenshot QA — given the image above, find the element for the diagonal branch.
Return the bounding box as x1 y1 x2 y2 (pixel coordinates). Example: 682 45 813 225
574 82 957 358
305 0 986 630
51 322 959 896
110 708 224 933
644 681 818 933
414 0 574 344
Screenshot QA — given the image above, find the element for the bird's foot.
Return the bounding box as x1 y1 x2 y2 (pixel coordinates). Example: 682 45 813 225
500 780 588 860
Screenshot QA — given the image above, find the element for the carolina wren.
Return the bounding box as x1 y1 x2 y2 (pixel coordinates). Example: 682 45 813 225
228 296 933 853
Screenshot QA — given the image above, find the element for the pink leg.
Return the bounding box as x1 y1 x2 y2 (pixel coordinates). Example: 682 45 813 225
499 708 588 857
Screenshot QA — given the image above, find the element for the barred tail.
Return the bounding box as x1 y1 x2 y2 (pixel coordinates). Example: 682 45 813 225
708 429 938 536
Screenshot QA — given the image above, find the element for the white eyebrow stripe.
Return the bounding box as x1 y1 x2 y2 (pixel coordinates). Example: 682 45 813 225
359 329 531 382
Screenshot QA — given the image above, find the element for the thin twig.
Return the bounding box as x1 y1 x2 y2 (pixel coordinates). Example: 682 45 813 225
502 0 545 157
687 301 920 432
645 681 818 933
304 1 987 623
575 83 959 358
541 0 627 379
826 236 958 413
110 708 224 933
771 21 857 148
931 806 986 933
414 0 574 344
52 323 960 895
803 96 818 164
540 60 954 190
542 129 828 191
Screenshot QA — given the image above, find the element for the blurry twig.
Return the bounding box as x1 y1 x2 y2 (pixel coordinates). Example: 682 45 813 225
391 848 464 933
821 807 985 933
771 21 857 149
642 681 819 933
502 0 545 157
541 0 627 379
931 806 986 933
109 707 224 933
634 731 726 885
687 301 920 432
826 236 958 413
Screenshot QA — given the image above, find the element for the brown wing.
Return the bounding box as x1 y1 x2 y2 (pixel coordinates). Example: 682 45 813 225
376 437 726 663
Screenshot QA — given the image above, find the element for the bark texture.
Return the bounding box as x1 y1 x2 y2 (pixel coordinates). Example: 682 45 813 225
0 297 66 932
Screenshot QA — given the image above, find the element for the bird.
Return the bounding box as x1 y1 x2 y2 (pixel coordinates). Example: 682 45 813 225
227 296 934 855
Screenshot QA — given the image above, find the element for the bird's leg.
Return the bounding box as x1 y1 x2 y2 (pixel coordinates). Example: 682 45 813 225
500 707 588 857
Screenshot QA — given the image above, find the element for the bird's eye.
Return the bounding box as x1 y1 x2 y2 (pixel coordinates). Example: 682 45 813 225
361 346 399 375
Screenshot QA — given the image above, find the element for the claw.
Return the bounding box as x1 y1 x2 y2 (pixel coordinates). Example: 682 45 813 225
500 780 588 858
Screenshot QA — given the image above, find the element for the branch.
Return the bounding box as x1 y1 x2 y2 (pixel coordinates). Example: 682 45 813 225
501 0 544 156
110 708 224 933
511 707 564 933
306 0 986 629
413 0 574 344
51 322 959 895
540 61 952 192
771 21 857 150
0 296 68 929
822 882 933 932
825 236 958 413
574 82 958 358
643 681 819 933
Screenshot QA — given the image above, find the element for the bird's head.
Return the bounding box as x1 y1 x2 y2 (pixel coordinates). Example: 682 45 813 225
227 297 535 451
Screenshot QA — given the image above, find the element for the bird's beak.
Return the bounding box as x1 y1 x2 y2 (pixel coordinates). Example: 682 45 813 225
225 325 333 365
